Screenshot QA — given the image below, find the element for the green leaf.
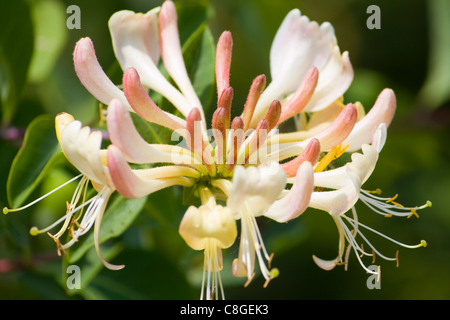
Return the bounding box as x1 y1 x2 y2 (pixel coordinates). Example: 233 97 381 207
176 0 214 45
418 0 450 108
183 25 216 113
67 194 147 264
81 249 197 299
28 0 68 83
0 0 34 123
6 115 63 209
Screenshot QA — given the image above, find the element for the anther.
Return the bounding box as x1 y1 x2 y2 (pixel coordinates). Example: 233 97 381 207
395 250 399 267
244 273 255 288
407 208 419 219
386 194 398 203
268 253 274 269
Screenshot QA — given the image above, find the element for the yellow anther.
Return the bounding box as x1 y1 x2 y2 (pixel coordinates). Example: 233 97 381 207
396 250 399 268
360 243 365 258
244 273 255 288
268 253 274 269
386 194 398 203
391 201 405 209
47 232 66 256
407 208 419 219
384 213 393 218
372 249 376 264
366 188 382 195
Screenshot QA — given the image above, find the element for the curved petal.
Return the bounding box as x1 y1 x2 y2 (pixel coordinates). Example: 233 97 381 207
273 103 357 162
59 120 111 187
343 89 396 152
109 9 193 117
303 49 353 112
122 68 186 132
73 37 130 109
159 0 203 114
309 168 361 216
107 145 193 198
264 161 314 222
106 99 193 165
253 9 351 122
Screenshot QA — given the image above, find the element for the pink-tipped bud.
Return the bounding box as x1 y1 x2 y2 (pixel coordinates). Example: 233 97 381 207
212 107 228 165
281 138 321 177
123 68 184 133
186 108 204 155
218 86 234 129
216 31 233 98
242 74 266 131
278 66 318 124
224 116 245 175
264 100 282 131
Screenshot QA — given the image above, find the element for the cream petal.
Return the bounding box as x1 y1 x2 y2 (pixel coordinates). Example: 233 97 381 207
312 255 339 271
179 205 237 251
309 169 361 216
59 121 111 187
106 145 192 199
264 161 314 223
227 162 286 218
303 49 353 112
73 37 130 109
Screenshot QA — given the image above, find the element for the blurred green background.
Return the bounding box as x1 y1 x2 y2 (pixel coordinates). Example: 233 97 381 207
0 0 449 299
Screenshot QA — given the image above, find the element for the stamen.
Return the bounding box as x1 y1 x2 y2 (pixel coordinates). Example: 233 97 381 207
343 215 427 249
263 268 279 288
360 190 431 218
3 174 83 214
314 144 348 173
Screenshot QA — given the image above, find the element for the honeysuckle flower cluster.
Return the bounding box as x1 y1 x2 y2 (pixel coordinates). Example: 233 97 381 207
4 0 430 299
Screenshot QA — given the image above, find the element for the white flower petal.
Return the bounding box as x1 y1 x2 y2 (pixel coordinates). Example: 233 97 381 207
227 162 286 218
264 161 314 222
108 9 193 116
